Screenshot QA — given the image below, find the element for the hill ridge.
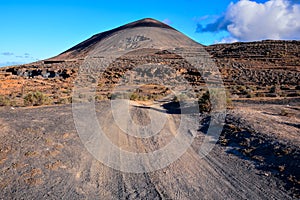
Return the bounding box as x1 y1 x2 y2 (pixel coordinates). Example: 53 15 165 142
52 18 176 60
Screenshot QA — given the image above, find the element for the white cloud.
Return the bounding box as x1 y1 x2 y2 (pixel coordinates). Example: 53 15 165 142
216 37 239 44
0 61 25 67
197 0 300 42
1 52 14 56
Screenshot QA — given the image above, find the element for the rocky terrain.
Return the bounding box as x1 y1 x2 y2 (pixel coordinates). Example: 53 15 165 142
208 40 300 98
0 101 299 199
0 18 299 199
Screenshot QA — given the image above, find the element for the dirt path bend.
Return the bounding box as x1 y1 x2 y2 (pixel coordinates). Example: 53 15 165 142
0 101 295 199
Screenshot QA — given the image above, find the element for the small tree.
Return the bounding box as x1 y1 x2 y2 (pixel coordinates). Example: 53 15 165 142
198 88 230 112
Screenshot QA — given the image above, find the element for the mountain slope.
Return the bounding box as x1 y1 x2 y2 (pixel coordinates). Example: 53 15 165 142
50 18 179 60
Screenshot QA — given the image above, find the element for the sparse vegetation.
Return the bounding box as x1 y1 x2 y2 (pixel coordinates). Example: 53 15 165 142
0 95 10 106
129 93 139 101
198 88 232 112
279 109 294 117
95 95 107 101
23 91 51 106
172 93 188 102
57 97 72 104
198 91 211 112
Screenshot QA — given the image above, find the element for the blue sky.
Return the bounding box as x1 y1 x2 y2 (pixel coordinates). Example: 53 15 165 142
0 0 299 67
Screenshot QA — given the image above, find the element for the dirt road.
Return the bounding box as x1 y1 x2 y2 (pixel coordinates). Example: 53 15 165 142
0 101 295 199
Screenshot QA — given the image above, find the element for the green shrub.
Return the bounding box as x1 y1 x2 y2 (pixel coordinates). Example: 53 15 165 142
129 93 139 101
57 97 72 104
198 88 231 112
280 109 289 116
0 95 10 106
198 91 211 112
24 91 51 106
95 95 107 101
237 85 247 91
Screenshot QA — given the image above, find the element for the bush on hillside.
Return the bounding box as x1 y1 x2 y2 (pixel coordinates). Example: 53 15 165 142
0 95 10 106
198 88 232 112
24 91 51 106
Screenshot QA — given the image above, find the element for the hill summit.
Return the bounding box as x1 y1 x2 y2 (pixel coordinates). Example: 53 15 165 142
51 18 179 60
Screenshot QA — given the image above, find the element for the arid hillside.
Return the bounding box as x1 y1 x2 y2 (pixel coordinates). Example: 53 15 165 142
0 18 299 106
0 46 299 106
207 40 300 98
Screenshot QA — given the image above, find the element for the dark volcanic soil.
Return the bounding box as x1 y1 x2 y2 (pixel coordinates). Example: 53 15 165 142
0 101 299 199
